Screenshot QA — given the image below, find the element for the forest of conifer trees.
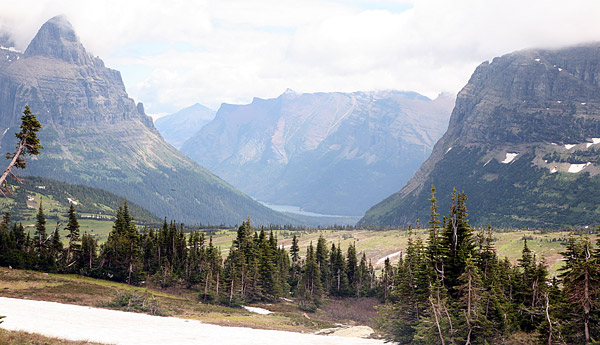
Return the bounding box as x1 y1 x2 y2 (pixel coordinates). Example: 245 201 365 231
0 188 599 344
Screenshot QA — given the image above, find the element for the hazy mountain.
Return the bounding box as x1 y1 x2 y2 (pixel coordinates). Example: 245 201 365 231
181 89 454 216
0 15 295 226
359 44 600 228
154 103 215 149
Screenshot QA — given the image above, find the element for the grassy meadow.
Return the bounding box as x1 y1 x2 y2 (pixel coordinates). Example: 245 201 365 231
202 227 592 277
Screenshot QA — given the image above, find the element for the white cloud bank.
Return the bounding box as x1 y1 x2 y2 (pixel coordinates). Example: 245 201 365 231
1 0 600 113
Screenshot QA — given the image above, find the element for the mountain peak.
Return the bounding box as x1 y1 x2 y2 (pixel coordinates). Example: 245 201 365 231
24 15 92 65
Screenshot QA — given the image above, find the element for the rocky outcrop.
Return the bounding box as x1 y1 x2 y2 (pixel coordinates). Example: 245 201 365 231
24 15 94 65
0 16 294 225
181 90 454 216
359 44 600 228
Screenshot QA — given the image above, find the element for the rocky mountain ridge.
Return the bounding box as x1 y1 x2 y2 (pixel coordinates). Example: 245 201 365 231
181 89 454 216
0 16 294 225
359 44 600 228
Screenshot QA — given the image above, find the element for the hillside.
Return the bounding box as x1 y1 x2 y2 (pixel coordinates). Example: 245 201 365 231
0 16 295 226
360 44 600 228
1 176 158 224
181 89 453 216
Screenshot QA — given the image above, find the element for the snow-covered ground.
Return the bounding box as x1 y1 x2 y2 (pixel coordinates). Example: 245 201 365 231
0 297 383 345
501 152 519 164
243 306 273 315
568 162 591 173
376 251 402 265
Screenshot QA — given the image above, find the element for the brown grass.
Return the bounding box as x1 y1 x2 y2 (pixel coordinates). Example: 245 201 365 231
0 328 106 345
317 297 381 328
0 267 341 334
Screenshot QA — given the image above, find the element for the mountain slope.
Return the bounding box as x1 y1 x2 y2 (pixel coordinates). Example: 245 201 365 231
154 103 215 149
181 89 453 216
0 15 294 225
359 44 600 228
2 176 159 224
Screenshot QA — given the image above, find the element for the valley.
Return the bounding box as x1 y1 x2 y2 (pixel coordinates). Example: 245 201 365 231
0 5 600 345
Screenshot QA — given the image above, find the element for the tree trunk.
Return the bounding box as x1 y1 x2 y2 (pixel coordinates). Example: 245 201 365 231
0 140 24 189
429 297 446 345
544 292 553 345
584 268 590 343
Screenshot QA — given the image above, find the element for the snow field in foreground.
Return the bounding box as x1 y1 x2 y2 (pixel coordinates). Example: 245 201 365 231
0 297 383 345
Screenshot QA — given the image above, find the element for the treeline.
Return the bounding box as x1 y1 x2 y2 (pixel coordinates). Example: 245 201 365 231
378 187 600 344
2 188 600 344
0 201 383 310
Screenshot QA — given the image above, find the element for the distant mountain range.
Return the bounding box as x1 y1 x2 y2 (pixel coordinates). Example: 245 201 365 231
359 44 600 228
154 104 215 149
0 15 295 226
180 89 454 216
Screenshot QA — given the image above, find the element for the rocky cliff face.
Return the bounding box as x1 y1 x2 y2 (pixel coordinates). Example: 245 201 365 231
181 90 454 216
0 16 294 225
154 103 215 149
359 44 600 228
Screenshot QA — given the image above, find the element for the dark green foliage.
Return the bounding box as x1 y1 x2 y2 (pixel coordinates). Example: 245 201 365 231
34 200 47 252
65 204 80 269
297 242 323 310
361 147 600 228
378 189 580 345
100 202 142 284
3 176 159 224
559 236 600 344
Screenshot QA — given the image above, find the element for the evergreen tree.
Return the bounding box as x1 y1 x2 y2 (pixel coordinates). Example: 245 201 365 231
80 232 97 271
298 242 323 310
65 204 81 268
101 202 141 284
257 228 281 300
346 242 358 296
441 190 475 296
561 236 600 344
34 199 47 253
427 185 444 283
315 234 330 292
0 105 43 191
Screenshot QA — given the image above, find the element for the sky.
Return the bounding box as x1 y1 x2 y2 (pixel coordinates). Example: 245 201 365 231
1 0 600 117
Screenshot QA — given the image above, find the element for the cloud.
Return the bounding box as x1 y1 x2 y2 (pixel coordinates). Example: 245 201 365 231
1 0 600 113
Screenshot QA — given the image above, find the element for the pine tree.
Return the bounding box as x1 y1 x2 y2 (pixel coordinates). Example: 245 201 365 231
257 228 281 300
80 232 97 271
298 242 323 310
441 189 475 296
427 185 445 283
101 202 141 284
315 234 330 292
0 106 43 191
561 236 600 344
346 242 358 296
65 204 81 268
34 199 47 253
457 255 485 344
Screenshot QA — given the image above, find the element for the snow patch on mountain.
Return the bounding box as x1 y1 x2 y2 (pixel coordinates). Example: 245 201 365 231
568 162 591 173
501 152 519 164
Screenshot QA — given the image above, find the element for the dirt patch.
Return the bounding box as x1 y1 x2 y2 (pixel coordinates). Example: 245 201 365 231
317 297 381 329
